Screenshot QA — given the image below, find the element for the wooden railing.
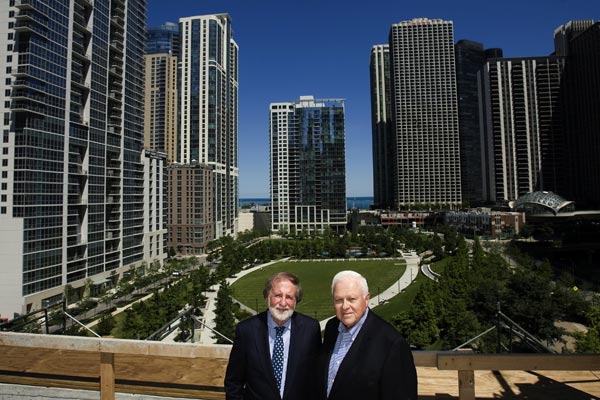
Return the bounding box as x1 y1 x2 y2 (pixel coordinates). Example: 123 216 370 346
1 332 599 400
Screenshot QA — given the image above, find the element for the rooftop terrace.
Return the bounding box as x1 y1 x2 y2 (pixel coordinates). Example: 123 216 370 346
1 332 599 399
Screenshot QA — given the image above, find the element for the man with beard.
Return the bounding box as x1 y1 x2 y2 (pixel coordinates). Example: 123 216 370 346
225 272 321 400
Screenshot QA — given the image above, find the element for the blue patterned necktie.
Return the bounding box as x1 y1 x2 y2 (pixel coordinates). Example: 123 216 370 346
272 326 285 391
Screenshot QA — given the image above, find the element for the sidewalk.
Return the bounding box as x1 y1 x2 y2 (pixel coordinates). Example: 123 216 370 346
197 258 290 344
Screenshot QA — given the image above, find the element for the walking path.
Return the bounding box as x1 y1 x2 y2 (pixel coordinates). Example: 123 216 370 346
196 258 290 344
197 253 421 343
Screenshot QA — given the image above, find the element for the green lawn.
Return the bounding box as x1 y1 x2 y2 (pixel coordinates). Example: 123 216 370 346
372 271 426 321
230 259 406 321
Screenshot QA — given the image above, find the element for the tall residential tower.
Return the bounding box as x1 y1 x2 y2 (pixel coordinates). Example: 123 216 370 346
388 18 462 208
480 57 565 202
0 0 165 317
144 22 179 162
369 45 394 209
178 14 239 238
270 96 347 234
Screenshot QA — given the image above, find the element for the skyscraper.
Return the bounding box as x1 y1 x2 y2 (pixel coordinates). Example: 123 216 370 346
559 21 600 208
480 57 565 202
178 14 239 239
146 21 179 56
554 20 594 57
145 22 179 162
270 96 347 234
454 41 504 206
388 18 462 208
0 0 164 317
369 45 394 210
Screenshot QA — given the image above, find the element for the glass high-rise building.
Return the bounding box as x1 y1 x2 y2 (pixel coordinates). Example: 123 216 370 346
480 57 566 203
0 0 165 317
369 45 394 210
146 21 179 56
178 14 238 239
270 96 347 234
454 41 504 206
388 18 462 208
560 21 600 208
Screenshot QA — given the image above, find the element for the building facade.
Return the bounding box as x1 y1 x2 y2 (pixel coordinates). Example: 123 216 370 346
146 21 179 56
480 57 566 203
142 150 168 266
388 18 462 208
167 163 214 255
270 96 347 234
144 23 179 162
369 44 394 209
559 21 600 208
178 14 238 239
0 0 165 318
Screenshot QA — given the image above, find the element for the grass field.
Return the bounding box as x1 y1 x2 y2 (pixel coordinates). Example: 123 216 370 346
372 271 426 321
230 259 406 321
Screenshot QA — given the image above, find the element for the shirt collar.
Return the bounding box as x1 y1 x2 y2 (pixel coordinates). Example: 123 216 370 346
267 312 292 332
338 307 369 338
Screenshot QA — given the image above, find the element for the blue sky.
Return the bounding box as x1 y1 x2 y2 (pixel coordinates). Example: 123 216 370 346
146 0 598 198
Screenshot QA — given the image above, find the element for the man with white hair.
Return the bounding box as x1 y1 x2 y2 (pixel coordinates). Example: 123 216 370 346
319 270 417 400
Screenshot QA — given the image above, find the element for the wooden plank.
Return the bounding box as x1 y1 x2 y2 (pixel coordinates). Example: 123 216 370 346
457 370 475 400
438 353 600 371
412 351 438 367
0 332 231 359
100 352 115 400
0 374 99 391
0 346 99 377
0 374 225 400
114 353 228 387
0 346 229 388
115 384 225 400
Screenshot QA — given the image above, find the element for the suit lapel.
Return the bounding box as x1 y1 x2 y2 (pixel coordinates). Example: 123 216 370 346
328 312 374 398
254 312 281 397
283 313 301 398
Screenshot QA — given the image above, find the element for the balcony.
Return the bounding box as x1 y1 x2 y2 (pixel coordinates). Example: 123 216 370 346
0 332 598 400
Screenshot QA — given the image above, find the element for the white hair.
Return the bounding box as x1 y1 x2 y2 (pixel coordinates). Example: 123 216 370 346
331 270 369 297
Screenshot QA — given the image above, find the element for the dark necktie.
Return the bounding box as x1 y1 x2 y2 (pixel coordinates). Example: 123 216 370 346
272 326 285 390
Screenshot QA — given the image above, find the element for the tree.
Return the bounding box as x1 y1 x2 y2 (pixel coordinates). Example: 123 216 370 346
503 267 564 343
96 313 116 337
64 284 77 305
575 306 600 354
400 282 440 349
213 281 236 343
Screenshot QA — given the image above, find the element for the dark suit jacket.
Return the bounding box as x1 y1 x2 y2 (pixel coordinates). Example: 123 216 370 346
319 310 418 400
224 310 321 400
